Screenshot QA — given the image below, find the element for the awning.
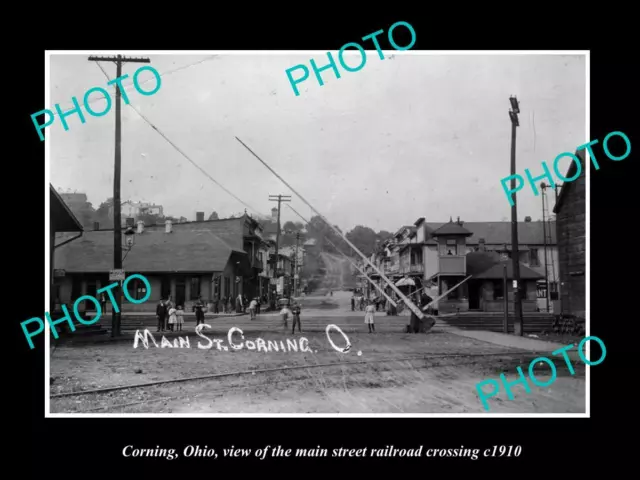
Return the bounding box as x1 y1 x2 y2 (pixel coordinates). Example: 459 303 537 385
395 276 415 287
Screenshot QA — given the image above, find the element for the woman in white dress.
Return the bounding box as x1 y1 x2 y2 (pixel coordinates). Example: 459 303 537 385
364 301 376 333
167 306 177 332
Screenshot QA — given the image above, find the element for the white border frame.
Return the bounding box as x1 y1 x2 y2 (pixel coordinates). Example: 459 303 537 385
45 50 590 418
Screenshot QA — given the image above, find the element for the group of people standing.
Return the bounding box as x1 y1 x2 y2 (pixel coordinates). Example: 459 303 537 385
155 296 185 332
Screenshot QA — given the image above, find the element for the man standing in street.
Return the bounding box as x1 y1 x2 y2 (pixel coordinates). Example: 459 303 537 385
291 301 302 334
194 296 205 326
156 299 167 332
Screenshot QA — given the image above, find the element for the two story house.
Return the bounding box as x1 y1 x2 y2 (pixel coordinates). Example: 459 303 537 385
387 216 558 313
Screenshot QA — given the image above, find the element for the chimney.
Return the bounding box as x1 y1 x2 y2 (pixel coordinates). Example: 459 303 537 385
524 216 532 222
196 211 205 222
165 219 172 233
271 207 278 222
478 238 486 252
125 217 135 227
93 222 99 231
137 220 144 234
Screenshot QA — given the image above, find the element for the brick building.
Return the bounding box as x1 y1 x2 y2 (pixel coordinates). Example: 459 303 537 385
553 150 586 317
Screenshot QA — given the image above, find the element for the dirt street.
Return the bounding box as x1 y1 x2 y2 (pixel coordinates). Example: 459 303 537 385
50 300 586 414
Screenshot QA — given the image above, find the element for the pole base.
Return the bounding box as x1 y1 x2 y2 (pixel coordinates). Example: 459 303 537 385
514 322 523 336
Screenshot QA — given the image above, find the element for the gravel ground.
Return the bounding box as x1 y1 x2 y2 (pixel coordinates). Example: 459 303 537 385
49 329 586 414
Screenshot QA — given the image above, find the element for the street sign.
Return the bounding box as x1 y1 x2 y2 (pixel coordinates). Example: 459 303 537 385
512 280 518 288
53 269 65 277
109 269 125 281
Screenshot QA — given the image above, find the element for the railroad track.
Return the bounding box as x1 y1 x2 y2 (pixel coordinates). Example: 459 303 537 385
51 349 576 413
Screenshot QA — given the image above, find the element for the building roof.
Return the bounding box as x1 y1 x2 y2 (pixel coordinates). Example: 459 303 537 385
393 225 414 238
466 251 543 280
431 220 473 237
422 221 555 245
50 184 83 233
56 225 245 273
144 216 251 250
554 149 585 214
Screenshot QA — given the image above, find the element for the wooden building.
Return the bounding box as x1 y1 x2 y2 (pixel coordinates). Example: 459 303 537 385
50 185 84 314
54 214 264 313
553 150 586 317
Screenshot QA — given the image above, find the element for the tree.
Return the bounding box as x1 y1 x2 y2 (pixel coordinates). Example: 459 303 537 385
346 225 378 257
67 199 96 228
377 230 392 242
209 211 219 220
283 221 299 232
95 198 113 228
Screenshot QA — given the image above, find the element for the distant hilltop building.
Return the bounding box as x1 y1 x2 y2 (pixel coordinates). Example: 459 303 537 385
109 201 164 221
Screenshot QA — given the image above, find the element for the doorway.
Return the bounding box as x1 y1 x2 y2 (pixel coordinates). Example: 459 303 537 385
161 276 171 300
175 277 186 307
86 279 98 310
468 280 480 310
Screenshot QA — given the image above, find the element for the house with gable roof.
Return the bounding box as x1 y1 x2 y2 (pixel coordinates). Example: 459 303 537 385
368 215 555 313
54 213 267 313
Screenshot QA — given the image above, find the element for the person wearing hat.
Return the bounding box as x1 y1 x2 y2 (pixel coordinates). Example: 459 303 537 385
291 301 302 334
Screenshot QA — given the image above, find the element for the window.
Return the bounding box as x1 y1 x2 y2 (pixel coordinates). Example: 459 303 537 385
135 278 147 300
190 276 201 300
493 280 505 300
530 248 540 266
445 239 458 255
549 281 559 300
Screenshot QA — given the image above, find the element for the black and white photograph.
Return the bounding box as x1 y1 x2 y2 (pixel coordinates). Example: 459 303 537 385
45 51 589 416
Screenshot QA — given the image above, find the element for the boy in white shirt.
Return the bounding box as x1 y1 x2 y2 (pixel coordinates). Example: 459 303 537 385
280 303 293 331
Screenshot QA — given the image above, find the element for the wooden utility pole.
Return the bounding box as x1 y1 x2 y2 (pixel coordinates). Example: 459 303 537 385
294 231 300 297
503 263 508 333
268 195 291 301
541 183 550 313
508 95 524 336
88 55 150 337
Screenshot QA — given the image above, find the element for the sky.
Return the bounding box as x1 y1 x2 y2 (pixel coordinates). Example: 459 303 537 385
48 52 586 232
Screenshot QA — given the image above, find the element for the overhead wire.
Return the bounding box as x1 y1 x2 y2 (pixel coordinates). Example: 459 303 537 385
93 62 262 217
53 55 220 116
234 137 430 320
286 203 397 306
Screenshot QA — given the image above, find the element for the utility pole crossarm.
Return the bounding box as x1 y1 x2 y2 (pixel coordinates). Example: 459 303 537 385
88 56 151 63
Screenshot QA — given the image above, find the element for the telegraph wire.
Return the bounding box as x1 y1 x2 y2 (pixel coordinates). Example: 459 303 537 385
53 55 220 116
94 63 262 217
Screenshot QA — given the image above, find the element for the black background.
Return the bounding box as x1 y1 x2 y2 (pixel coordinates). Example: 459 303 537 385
13 9 632 474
